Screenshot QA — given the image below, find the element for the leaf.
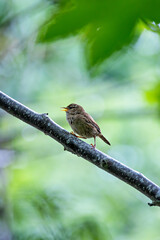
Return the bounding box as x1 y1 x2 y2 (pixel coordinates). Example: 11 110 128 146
37 0 100 42
86 19 137 67
37 0 160 67
141 0 160 23
86 1 139 67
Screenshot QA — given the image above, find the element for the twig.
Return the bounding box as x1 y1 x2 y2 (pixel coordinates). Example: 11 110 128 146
0 91 160 207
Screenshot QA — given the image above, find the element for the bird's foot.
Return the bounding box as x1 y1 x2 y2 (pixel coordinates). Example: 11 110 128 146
77 136 87 139
70 132 86 139
70 131 78 137
91 144 96 149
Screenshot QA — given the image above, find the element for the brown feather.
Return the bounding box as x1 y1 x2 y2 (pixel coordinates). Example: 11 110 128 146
64 103 111 147
83 113 101 133
99 134 111 146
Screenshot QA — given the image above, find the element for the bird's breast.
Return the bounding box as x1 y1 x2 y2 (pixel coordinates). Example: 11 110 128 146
66 114 74 125
67 114 96 138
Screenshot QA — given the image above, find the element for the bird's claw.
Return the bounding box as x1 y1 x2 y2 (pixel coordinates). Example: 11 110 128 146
78 136 87 139
70 131 78 137
70 132 86 139
91 144 96 149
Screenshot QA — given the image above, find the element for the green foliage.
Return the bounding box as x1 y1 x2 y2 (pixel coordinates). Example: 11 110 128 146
0 0 11 24
12 187 69 240
1 1 160 239
12 186 112 240
141 0 160 22
70 217 112 240
37 0 160 67
12 188 64 223
145 81 160 105
145 80 160 116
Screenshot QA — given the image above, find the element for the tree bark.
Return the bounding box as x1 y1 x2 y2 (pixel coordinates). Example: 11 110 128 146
0 91 160 207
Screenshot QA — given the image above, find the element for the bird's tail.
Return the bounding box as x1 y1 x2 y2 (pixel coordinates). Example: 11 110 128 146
99 134 111 146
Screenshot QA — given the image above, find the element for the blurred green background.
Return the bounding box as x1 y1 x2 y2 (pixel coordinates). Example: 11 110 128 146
0 0 160 239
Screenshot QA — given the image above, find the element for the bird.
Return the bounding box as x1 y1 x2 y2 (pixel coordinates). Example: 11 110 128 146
61 103 111 148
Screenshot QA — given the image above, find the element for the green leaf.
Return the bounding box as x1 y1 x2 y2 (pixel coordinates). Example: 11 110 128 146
37 0 160 67
86 1 138 66
37 0 100 42
141 0 160 23
86 18 137 67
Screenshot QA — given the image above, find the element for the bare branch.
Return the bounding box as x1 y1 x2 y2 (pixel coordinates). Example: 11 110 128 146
0 91 160 207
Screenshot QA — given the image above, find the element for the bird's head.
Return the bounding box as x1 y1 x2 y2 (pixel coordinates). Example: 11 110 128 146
61 103 84 115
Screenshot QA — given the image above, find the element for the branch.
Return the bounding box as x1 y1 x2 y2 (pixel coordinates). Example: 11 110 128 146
0 91 160 207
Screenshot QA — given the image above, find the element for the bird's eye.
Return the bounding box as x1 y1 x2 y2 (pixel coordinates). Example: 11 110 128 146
69 105 75 109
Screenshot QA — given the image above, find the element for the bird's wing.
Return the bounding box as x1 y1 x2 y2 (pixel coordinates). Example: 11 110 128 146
82 113 101 134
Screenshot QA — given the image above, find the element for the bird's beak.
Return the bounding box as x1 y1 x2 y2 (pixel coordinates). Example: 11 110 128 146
61 107 69 112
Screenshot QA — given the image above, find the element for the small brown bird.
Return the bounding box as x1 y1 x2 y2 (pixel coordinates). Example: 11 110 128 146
61 103 111 148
